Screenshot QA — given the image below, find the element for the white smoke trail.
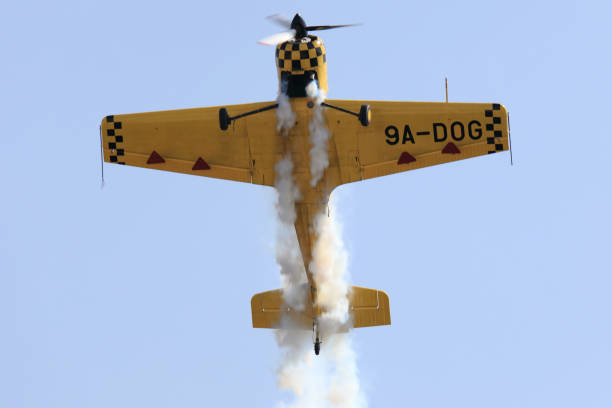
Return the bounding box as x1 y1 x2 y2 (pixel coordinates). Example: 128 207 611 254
310 200 366 408
274 155 308 311
274 88 366 408
276 198 367 408
277 93 296 136
310 208 351 337
306 81 330 187
274 94 306 311
276 334 365 408
274 93 320 405
306 81 367 406
274 155 300 226
325 334 365 408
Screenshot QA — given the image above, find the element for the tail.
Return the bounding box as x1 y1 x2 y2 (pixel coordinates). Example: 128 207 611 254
251 285 391 329
349 285 391 328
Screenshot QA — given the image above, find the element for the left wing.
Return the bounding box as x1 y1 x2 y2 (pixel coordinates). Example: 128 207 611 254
325 100 510 185
100 102 282 186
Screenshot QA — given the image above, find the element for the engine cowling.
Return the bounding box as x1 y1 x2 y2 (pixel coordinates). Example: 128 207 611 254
275 35 328 97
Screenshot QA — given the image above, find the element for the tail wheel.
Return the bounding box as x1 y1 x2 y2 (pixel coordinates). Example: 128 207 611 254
219 108 230 131
358 104 371 127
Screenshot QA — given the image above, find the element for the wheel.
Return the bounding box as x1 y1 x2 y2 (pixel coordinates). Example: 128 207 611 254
358 104 371 127
314 342 320 355
219 108 230 131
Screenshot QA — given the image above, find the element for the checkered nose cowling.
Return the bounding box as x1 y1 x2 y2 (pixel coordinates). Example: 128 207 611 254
275 36 328 94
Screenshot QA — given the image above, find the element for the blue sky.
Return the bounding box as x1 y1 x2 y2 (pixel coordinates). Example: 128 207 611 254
2 0 611 407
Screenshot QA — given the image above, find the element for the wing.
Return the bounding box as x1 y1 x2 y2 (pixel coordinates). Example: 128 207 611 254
325 100 510 185
100 102 282 186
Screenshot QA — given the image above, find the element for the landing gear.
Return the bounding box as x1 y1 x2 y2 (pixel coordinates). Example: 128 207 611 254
359 104 371 127
219 108 230 131
314 339 321 355
218 103 280 131
320 102 372 127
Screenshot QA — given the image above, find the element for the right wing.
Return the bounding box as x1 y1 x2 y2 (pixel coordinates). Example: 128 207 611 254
326 100 510 185
100 102 282 186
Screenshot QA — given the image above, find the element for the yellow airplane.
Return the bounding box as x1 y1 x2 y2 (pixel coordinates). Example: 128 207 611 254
100 14 510 355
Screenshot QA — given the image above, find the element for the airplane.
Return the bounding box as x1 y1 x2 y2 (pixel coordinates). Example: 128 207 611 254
100 14 510 355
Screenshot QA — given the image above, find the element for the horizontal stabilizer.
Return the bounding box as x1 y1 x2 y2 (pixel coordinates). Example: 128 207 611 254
251 286 390 329
251 288 312 329
350 286 391 327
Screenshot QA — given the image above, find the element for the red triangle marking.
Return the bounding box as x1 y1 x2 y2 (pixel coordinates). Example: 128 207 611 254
397 151 416 165
442 142 461 154
147 150 165 164
192 157 211 170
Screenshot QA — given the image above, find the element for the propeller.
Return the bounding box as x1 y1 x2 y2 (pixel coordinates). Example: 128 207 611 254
258 13 360 46
266 14 292 29
258 31 296 46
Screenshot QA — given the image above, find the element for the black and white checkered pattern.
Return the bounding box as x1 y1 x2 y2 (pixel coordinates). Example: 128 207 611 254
485 104 504 154
276 37 326 73
105 115 125 165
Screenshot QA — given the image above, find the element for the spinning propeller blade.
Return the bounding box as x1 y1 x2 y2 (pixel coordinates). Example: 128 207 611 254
257 30 296 46
306 24 361 31
266 14 292 29
258 13 361 45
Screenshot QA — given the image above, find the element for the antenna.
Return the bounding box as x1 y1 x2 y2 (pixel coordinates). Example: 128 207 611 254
445 77 448 103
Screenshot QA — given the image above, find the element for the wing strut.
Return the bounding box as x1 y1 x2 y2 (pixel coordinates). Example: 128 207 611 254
320 102 371 126
219 103 279 130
